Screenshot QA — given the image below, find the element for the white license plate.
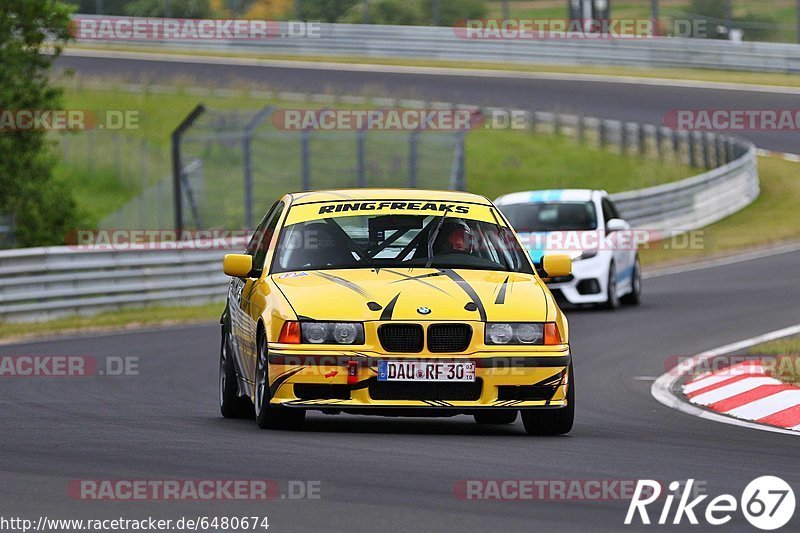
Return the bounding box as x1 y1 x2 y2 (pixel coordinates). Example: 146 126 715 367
377 361 476 382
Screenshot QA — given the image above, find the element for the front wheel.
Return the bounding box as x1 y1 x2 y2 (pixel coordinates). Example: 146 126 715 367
621 257 642 305
521 364 574 436
255 331 305 430
601 263 620 311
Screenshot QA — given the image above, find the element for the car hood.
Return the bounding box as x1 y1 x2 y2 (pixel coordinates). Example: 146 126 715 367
271 268 550 322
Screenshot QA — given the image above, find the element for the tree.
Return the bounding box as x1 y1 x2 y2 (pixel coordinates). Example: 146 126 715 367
299 0 359 22
244 0 294 20
124 0 212 18
340 0 426 25
0 0 84 247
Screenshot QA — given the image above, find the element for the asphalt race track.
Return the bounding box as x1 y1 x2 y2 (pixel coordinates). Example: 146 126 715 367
57 53 799 154
2 250 800 531
2 55 797 531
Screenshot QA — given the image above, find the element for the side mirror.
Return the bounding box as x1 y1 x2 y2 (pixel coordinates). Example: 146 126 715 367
223 254 253 278
542 254 572 278
606 218 629 233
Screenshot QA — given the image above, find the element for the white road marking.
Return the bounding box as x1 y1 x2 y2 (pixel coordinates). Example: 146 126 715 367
651 323 800 436
689 377 780 406
726 390 800 419
644 242 800 279
683 362 766 393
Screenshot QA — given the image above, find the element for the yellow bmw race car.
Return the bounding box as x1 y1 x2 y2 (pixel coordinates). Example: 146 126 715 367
219 189 575 435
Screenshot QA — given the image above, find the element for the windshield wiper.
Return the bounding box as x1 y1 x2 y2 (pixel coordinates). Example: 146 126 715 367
425 208 451 268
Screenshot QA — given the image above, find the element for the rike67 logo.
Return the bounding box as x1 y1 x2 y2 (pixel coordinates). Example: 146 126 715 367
625 477 795 530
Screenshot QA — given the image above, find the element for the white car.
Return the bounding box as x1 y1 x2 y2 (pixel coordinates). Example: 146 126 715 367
495 189 641 309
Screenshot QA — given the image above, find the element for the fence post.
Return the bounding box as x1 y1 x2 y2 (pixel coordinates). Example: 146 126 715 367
688 132 698 167
553 113 561 136
702 133 711 169
357 129 367 187
456 131 467 190
241 106 272 229
87 128 95 175
599 120 607 150
301 128 311 190
449 131 467 191
140 139 148 227
408 129 419 188
113 133 121 177
638 124 647 158
171 104 206 233
672 129 680 161
620 122 628 155
656 127 664 160
578 114 586 143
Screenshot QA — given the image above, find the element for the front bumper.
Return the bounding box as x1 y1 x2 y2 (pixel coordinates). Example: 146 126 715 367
547 253 610 305
266 349 571 411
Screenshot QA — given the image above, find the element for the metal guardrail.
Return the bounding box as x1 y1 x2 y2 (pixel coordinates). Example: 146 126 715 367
0 246 232 322
0 101 758 322
73 19 800 74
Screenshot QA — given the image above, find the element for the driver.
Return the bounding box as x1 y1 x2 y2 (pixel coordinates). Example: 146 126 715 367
435 219 477 255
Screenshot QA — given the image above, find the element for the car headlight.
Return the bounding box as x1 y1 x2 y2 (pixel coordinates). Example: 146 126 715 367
570 249 598 261
485 322 562 345
300 322 365 345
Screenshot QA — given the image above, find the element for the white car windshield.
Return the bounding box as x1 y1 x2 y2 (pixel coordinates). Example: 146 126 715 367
500 201 598 232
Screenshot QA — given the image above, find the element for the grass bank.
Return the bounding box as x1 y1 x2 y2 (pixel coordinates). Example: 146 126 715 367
748 335 800 386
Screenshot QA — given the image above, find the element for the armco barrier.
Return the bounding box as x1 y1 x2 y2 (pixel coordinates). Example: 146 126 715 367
0 102 758 322
71 18 800 74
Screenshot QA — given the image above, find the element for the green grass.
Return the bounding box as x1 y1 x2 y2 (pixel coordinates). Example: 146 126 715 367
640 156 800 266
466 128 693 199
0 301 223 343
748 335 800 386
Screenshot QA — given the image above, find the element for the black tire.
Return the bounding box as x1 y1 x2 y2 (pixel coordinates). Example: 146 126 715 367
521 363 575 436
219 328 254 419
602 263 620 310
254 330 305 430
474 410 518 425
620 257 642 306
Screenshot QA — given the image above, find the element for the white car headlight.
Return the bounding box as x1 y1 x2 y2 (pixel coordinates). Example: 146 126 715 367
300 322 365 345
570 249 598 261
485 323 563 345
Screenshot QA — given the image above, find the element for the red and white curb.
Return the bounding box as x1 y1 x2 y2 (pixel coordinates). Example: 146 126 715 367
652 323 800 436
683 360 800 431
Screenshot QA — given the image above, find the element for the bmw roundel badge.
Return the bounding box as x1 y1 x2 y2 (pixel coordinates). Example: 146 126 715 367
417 306 432 315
